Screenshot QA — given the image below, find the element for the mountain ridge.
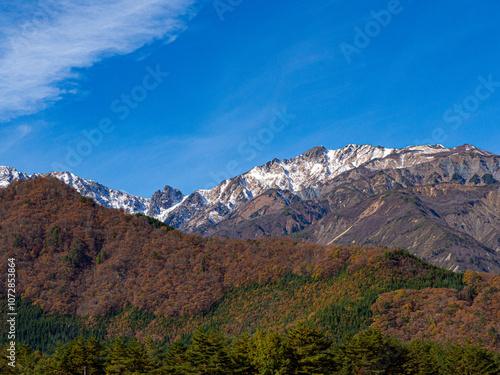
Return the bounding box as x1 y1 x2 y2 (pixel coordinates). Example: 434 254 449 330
2 143 499 272
1 143 491 225
199 150 500 272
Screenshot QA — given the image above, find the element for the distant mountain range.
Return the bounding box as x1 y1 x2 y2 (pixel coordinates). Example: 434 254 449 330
2 143 500 272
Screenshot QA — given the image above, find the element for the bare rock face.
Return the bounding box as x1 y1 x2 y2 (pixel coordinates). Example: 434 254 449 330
166 144 469 231
147 186 184 217
182 146 500 273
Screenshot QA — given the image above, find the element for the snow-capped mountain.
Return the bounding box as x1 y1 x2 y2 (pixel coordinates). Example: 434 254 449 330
0 166 30 188
0 144 496 231
0 167 178 218
162 143 495 231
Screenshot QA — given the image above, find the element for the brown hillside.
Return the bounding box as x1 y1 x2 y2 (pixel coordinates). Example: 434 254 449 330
2 177 499 350
371 271 500 351
0 177 360 318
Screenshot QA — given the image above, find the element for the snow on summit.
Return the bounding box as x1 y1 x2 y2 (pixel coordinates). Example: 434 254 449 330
0 143 480 228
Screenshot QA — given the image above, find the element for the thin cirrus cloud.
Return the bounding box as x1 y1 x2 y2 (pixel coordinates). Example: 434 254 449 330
0 0 199 122
0 124 34 154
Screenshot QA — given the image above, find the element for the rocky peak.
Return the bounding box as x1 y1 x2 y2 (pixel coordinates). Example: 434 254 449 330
0 166 29 188
302 145 328 160
1 143 498 235
147 185 185 217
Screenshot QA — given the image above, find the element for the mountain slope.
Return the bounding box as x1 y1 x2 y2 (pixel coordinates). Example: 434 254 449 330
0 144 481 229
167 144 478 231
1 177 500 355
199 149 500 272
1 143 499 272
372 270 500 350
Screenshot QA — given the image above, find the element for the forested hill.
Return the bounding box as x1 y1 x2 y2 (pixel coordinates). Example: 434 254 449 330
0 177 499 355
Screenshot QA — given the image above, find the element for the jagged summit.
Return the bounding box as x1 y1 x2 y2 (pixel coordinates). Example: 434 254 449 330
2 143 499 273
147 185 185 217
302 145 328 159
0 166 29 187
1 143 497 231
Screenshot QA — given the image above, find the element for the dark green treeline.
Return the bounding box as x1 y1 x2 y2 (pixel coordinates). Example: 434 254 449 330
2 323 499 375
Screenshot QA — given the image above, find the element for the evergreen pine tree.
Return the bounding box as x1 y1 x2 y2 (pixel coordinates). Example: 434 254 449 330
230 332 258 375
444 344 500 375
105 337 132 374
285 322 335 375
42 337 105 375
187 328 233 375
337 328 405 374
250 330 295 375
126 337 154 374
157 341 190 375
402 340 443 375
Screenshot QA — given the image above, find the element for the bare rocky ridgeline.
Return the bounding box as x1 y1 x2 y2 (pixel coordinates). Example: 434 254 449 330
1 143 499 272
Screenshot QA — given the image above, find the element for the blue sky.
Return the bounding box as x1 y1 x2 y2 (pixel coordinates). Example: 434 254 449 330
1 0 500 197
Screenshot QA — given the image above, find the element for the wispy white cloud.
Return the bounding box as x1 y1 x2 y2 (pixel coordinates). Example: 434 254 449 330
0 0 199 122
0 123 35 153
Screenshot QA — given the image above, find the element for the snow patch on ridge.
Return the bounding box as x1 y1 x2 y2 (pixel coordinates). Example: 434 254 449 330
2 143 490 230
